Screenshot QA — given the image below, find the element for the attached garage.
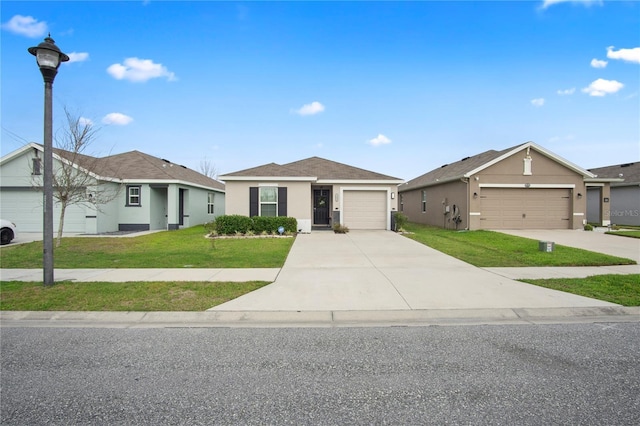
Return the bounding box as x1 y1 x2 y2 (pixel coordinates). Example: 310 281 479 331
342 190 387 230
479 188 571 229
0 190 87 233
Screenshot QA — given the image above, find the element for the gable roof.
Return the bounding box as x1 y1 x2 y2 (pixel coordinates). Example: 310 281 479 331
589 162 640 186
401 141 594 191
3 143 224 191
220 156 402 183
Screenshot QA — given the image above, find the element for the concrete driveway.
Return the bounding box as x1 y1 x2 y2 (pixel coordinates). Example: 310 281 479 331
212 231 618 312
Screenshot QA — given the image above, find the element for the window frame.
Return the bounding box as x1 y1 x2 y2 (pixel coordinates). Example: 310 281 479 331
259 186 278 217
207 192 215 215
421 190 427 213
126 185 142 207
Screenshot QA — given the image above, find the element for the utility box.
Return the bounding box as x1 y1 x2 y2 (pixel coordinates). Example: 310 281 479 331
539 241 555 252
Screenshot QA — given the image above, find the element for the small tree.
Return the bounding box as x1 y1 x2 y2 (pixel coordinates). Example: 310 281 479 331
36 108 122 246
199 157 218 179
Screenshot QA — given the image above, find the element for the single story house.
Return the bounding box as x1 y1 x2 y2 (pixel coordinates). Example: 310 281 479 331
0 143 225 233
398 141 619 230
219 157 403 232
587 162 640 227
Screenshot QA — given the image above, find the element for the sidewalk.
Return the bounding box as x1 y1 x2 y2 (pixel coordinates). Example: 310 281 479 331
0 268 280 283
1 264 638 283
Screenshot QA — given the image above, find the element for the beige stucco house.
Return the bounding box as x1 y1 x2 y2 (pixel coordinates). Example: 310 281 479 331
398 141 617 230
219 157 403 232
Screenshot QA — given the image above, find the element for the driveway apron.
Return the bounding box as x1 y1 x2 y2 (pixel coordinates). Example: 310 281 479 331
212 231 617 311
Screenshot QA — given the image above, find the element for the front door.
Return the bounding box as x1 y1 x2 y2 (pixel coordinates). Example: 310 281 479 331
313 189 330 225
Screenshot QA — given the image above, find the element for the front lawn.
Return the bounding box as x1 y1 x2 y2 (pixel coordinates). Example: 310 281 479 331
521 274 640 306
606 230 640 239
0 280 270 311
0 226 294 268
402 223 635 267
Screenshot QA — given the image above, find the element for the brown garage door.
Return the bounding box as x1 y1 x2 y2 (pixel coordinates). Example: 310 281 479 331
343 190 387 230
480 188 571 229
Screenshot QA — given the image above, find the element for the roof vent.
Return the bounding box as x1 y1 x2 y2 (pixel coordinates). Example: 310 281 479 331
461 156 470 161
180 165 187 169
162 159 170 163
440 164 448 168
621 163 633 167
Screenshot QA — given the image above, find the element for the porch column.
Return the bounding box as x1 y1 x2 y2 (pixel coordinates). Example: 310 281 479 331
167 184 180 230
601 183 612 227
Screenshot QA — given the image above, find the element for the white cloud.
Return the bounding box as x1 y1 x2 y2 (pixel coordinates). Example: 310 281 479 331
293 101 325 116
66 52 89 64
102 113 133 126
107 58 176 82
78 117 93 127
590 58 607 68
606 46 640 64
582 78 624 97
531 98 545 107
1 15 47 37
368 134 392 146
557 88 575 95
540 0 602 10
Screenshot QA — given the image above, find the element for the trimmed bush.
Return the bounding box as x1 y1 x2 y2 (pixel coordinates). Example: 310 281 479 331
213 215 298 235
215 215 253 235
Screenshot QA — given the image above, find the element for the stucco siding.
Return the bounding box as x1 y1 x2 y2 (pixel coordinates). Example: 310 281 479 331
224 180 311 219
400 181 467 229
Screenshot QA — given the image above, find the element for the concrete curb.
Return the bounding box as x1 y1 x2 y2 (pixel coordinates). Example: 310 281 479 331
1 306 638 328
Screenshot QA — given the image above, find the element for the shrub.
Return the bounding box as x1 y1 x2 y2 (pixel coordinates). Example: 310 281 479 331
394 212 408 232
213 215 298 235
215 215 253 235
584 224 594 231
333 223 349 234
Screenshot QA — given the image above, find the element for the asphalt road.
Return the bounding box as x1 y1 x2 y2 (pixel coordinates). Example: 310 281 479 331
2 324 639 425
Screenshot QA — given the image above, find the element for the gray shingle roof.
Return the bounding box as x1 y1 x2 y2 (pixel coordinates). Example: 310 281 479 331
222 156 402 181
53 147 225 191
589 162 640 185
401 147 511 191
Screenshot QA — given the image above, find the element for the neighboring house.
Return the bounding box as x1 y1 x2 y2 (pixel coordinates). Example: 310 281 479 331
587 162 640 227
398 141 619 230
0 143 225 233
219 157 403 232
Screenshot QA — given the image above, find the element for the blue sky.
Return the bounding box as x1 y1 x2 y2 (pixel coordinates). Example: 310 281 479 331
1 0 638 181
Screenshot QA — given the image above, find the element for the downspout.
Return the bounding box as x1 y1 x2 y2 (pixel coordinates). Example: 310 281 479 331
462 178 469 230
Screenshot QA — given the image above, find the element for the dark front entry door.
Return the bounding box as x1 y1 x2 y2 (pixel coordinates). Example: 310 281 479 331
313 189 330 225
179 188 185 226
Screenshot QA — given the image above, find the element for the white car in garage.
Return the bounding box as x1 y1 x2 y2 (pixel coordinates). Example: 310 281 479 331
1 219 17 245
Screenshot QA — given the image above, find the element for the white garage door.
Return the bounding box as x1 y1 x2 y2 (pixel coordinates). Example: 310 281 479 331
0 190 87 233
480 188 571 229
343 190 387 230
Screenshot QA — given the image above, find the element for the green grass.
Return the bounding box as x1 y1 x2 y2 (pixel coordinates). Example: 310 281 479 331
0 280 270 311
521 274 640 306
606 230 640 239
0 226 294 268
402 222 636 267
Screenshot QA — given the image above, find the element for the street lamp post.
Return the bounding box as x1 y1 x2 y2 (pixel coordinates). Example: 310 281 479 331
28 35 69 286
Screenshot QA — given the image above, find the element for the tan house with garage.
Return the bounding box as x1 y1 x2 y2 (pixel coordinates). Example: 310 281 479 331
219 157 403 232
398 141 615 230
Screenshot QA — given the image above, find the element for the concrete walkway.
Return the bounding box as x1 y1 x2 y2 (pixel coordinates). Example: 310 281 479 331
211 231 622 312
